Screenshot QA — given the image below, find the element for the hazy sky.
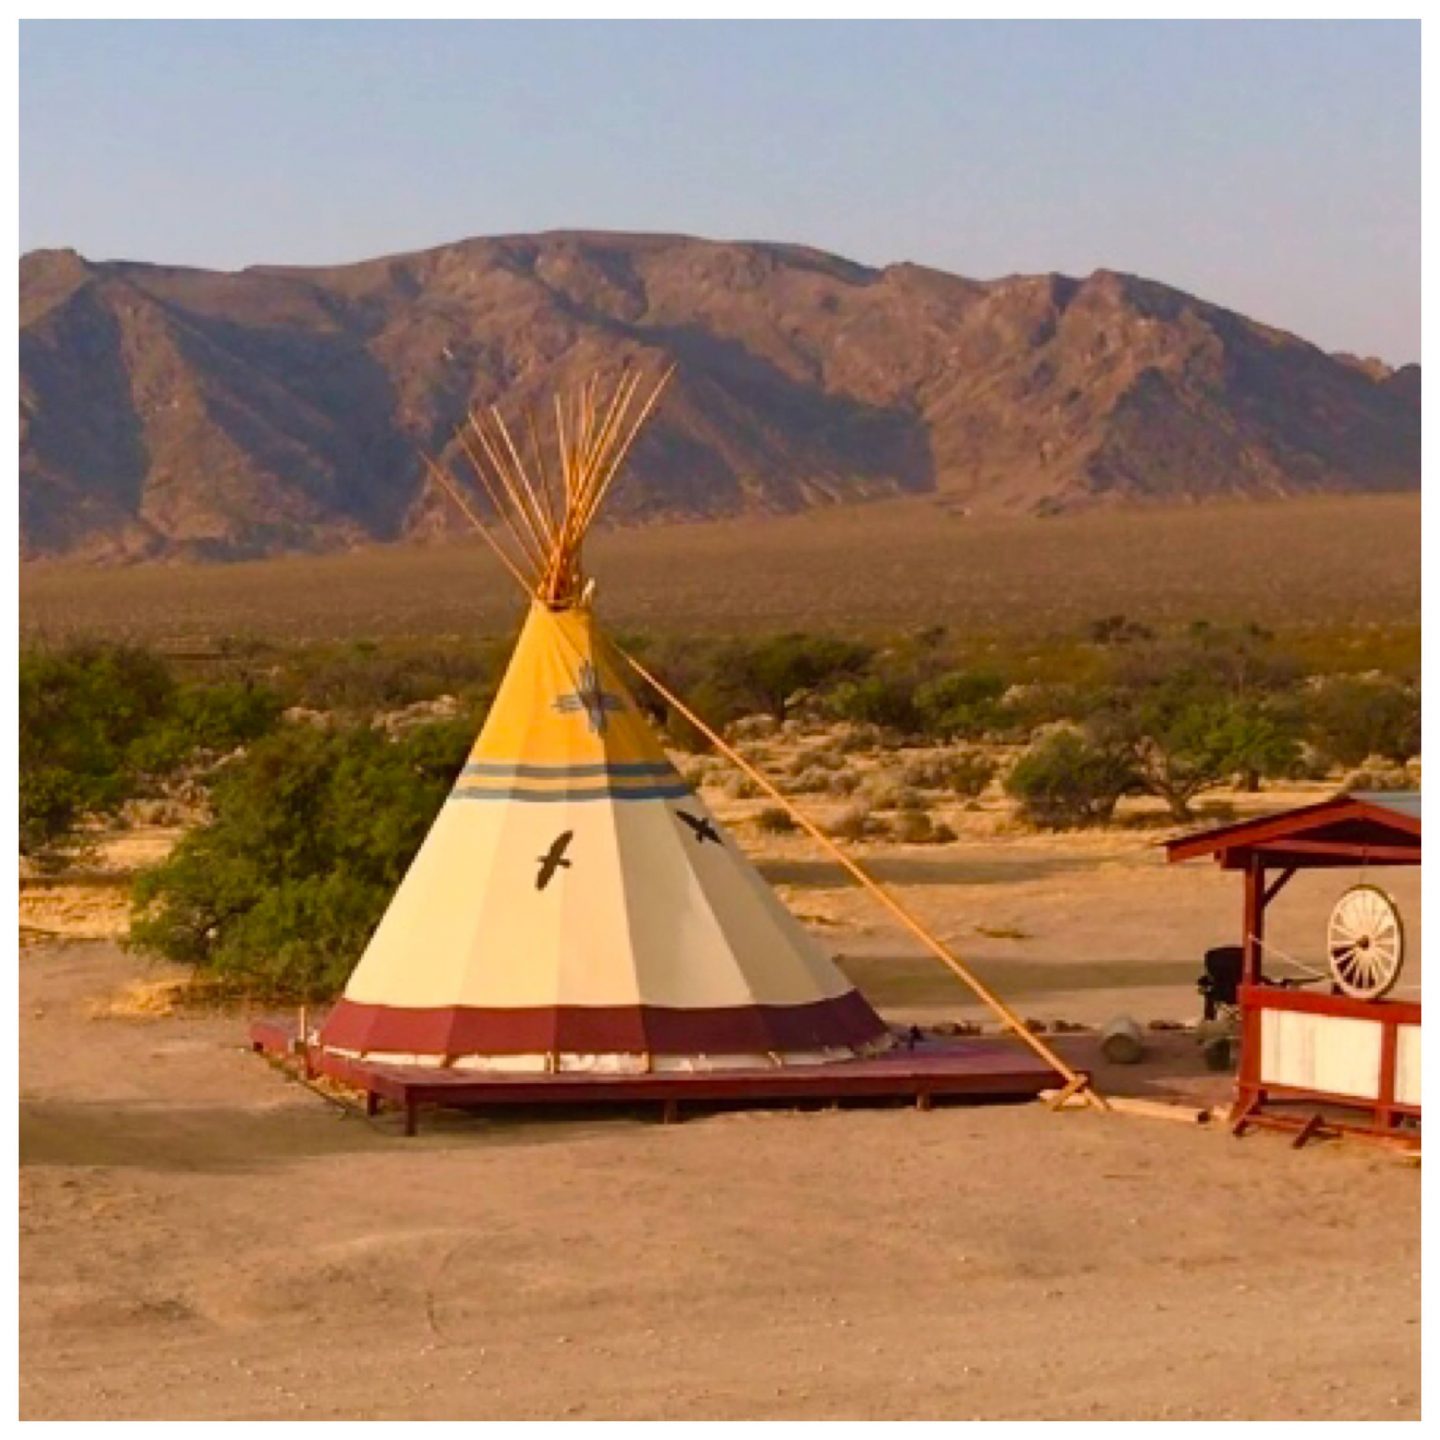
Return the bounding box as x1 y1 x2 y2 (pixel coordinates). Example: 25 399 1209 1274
20 20 1419 361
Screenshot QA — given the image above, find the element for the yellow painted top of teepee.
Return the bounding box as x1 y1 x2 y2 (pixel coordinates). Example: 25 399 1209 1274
451 602 685 804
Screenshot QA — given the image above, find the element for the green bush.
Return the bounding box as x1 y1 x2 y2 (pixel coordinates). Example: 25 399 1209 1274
130 717 473 998
126 682 285 776
1005 727 1135 829
913 670 1006 740
1308 676 1420 768
708 633 874 720
20 644 177 858
825 675 922 733
20 643 287 860
278 637 509 713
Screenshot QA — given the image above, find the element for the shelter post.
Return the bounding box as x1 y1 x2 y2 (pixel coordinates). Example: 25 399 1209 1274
1242 853 1265 985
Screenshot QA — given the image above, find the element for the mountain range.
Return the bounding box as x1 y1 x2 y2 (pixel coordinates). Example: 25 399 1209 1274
19 230 1420 562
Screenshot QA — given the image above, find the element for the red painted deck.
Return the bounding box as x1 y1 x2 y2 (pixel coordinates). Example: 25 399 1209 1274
248 1020 1063 1134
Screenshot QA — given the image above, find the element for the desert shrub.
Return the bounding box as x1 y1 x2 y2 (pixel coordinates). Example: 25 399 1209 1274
1343 757 1414 792
720 771 762 800
700 633 874 721
1307 675 1421 768
1087 614 1156 646
1108 622 1301 701
834 722 885 753
948 751 999 799
19 768 96 864
130 717 473 998
825 675 922 733
891 807 957 844
912 670 1007 740
730 714 780 741
860 774 925 811
1000 681 1099 732
754 806 798 834
1005 727 1135 829
827 803 880 842
676 756 725 789
788 765 840 794
126 682 286 776
20 645 174 857
900 749 997 798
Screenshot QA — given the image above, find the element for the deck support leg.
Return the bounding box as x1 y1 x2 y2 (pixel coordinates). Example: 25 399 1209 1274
365 1090 380 1118
1230 1090 1258 1138
915 1090 933 1113
1292 1113 1325 1150
661 1099 680 1125
404 1101 419 1137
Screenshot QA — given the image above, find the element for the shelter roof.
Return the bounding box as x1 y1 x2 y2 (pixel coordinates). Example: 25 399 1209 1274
1165 791 1421 871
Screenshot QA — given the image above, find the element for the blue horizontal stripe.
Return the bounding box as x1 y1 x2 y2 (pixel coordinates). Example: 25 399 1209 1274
462 760 678 779
449 783 693 804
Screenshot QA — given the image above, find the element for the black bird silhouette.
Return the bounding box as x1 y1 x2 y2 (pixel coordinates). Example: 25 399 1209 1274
535 831 575 890
676 810 722 846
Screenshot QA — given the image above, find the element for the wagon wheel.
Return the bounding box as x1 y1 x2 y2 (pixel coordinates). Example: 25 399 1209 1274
1326 885 1405 1001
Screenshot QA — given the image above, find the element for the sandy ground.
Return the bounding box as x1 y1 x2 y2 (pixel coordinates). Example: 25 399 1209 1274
19 792 1421 1420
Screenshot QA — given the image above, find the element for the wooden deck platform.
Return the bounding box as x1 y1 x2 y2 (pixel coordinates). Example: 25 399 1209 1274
248 1020 1064 1135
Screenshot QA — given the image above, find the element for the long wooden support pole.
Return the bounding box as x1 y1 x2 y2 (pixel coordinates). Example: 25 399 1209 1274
423 457 534 595
617 644 1106 1110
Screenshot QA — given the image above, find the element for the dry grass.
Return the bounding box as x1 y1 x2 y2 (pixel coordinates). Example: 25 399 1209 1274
85 975 224 1021
19 494 1420 653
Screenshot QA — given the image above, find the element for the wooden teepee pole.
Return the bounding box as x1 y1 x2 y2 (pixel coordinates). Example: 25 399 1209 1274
526 407 561 549
558 371 641 580
463 415 550 577
489 405 558 556
572 371 672 546
422 456 535 596
615 644 1106 1111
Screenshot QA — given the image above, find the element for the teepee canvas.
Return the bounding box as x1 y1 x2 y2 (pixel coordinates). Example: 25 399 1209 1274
319 370 889 1073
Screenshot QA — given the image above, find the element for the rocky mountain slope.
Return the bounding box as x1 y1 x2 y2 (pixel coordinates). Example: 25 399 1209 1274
19 231 1420 561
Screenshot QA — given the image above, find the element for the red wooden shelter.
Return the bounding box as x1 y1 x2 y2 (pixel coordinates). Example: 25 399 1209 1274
1166 792 1420 1148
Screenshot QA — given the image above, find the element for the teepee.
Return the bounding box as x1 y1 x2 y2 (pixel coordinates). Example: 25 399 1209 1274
319 368 891 1073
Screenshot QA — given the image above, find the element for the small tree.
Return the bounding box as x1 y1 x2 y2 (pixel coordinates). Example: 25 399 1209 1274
1096 628 1308 820
1216 698 1304 792
1005 727 1135 829
1116 698 1247 822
